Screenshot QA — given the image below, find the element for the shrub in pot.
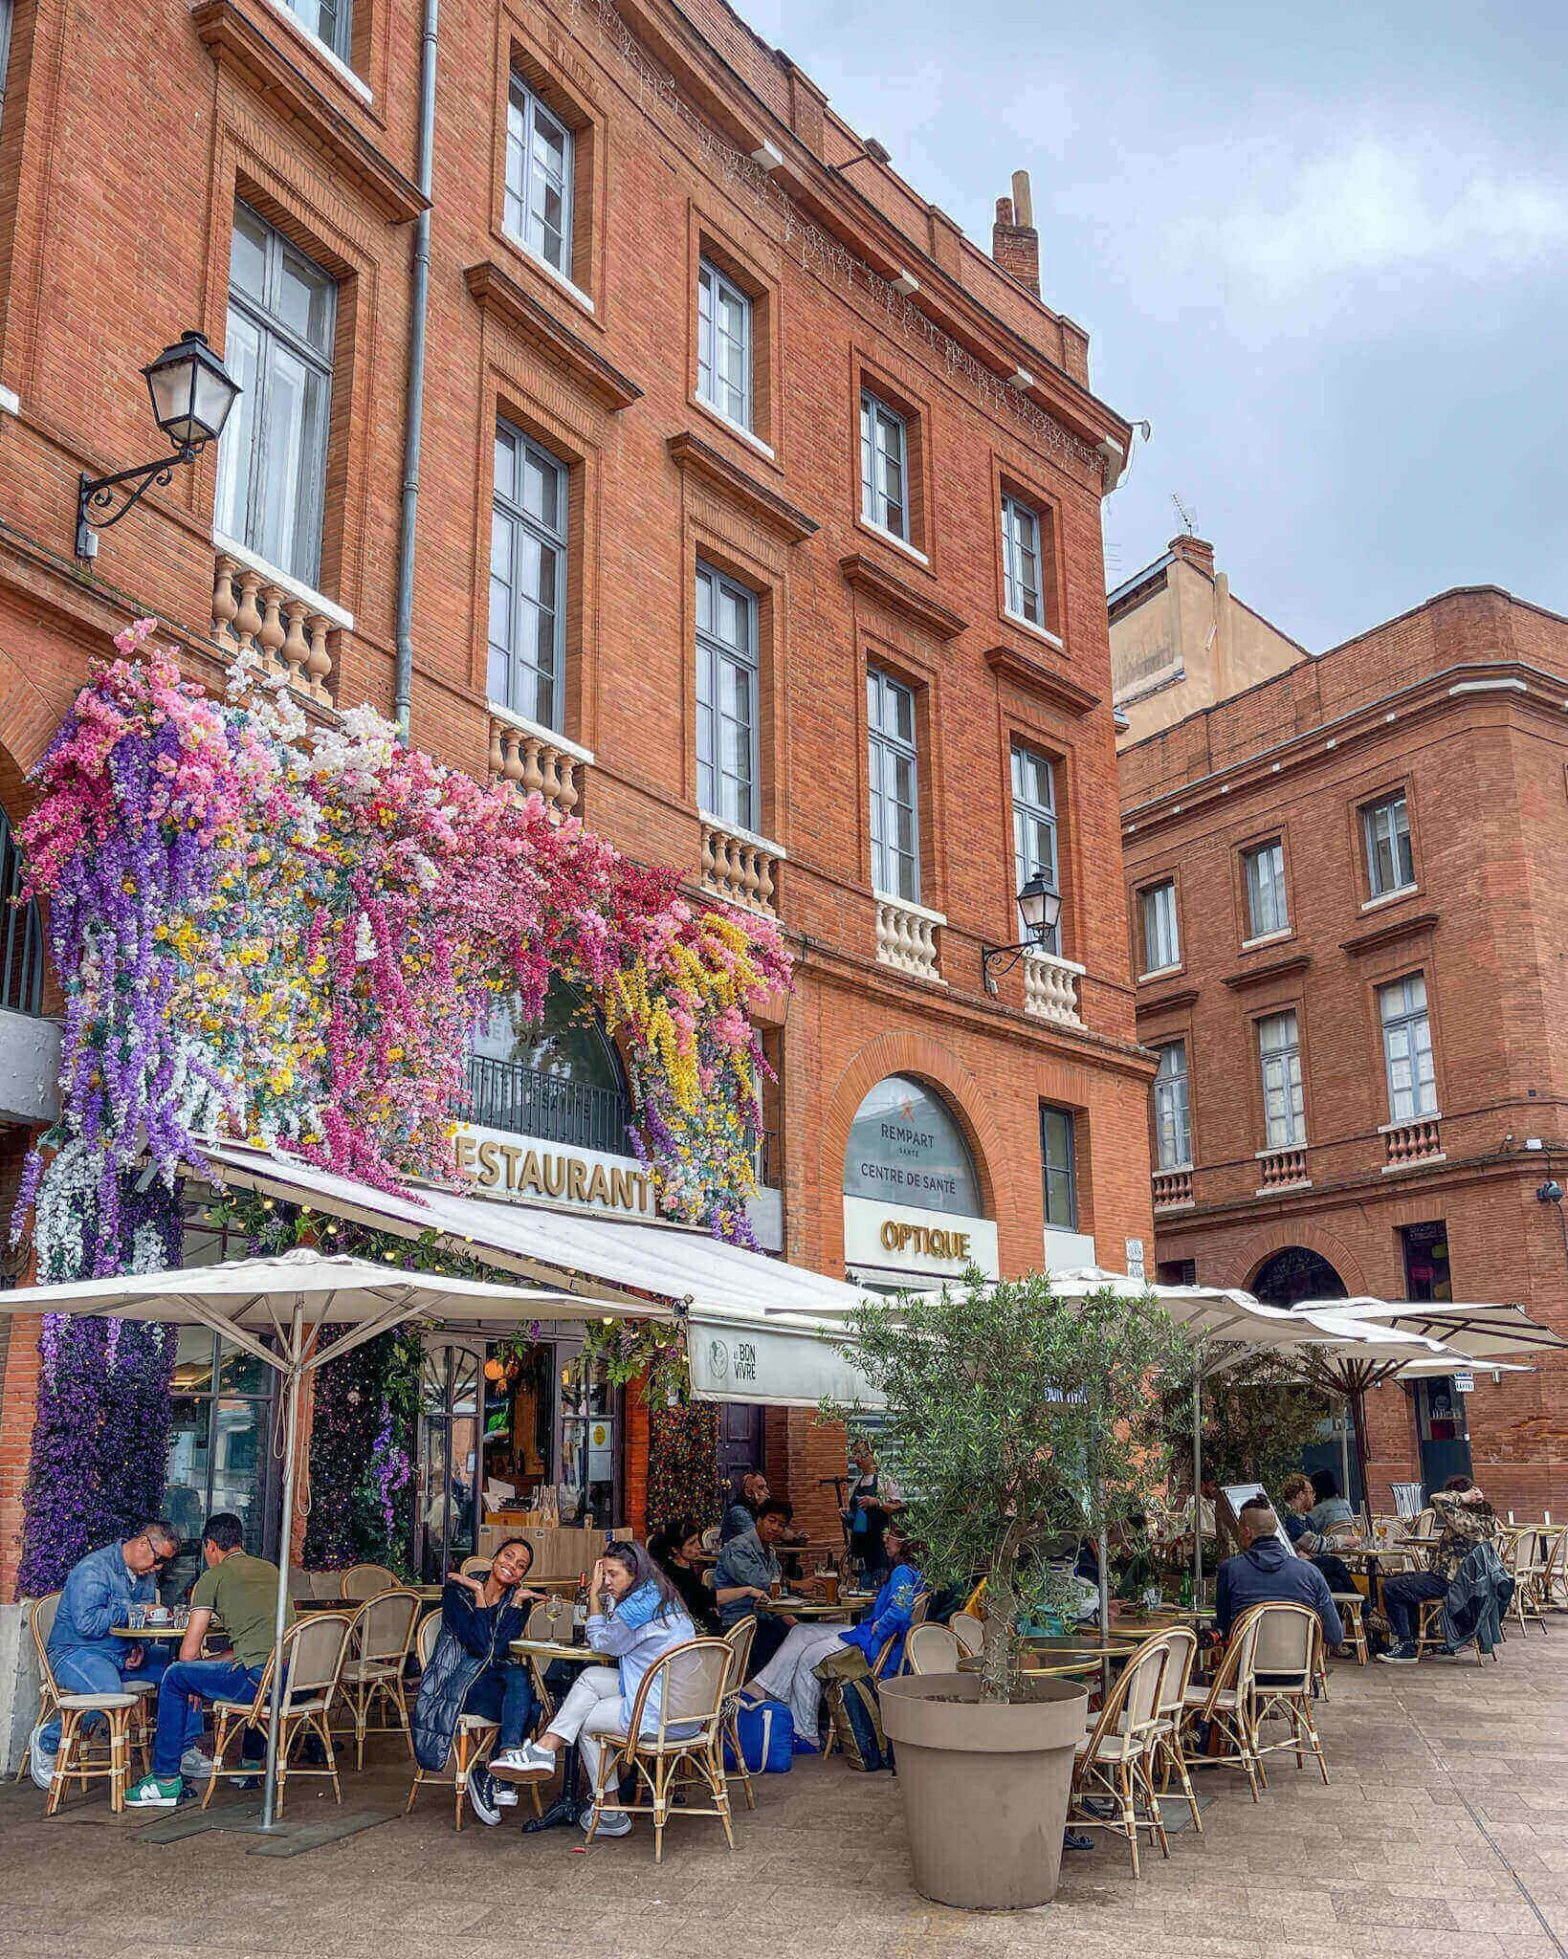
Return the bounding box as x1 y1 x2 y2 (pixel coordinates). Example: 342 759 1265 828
835 1270 1190 1909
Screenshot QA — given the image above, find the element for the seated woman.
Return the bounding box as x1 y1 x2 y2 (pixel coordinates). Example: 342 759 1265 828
495 1542 694 1839
650 1517 736 1634
741 1520 924 1749
410 1536 545 1827
1307 1468 1356 1535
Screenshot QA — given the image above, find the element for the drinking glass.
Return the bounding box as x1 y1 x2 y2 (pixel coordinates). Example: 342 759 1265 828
127 1604 146 1631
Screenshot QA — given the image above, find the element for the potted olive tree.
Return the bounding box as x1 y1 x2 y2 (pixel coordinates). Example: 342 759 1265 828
840 1270 1189 1910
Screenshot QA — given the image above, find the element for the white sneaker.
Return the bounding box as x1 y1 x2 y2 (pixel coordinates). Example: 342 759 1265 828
490 1741 555 1781
28 1726 57 1792
180 1748 215 1781
584 1807 633 1838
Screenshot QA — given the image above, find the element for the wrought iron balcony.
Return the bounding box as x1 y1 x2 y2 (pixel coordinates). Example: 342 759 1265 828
461 1054 634 1157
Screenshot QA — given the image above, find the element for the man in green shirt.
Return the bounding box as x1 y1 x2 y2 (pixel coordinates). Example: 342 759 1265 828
128 1512 292 1806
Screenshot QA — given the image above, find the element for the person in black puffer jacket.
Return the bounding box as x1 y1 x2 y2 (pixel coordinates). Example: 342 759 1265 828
412 1537 544 1824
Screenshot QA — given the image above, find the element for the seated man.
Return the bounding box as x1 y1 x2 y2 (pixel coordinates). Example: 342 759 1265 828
1378 1474 1498 1665
127 1512 288 1807
1215 1499 1344 1649
1306 1470 1355 1536
720 1470 769 1544
1280 1472 1360 1600
713 1498 795 1669
411 1535 545 1825
30 1518 181 1793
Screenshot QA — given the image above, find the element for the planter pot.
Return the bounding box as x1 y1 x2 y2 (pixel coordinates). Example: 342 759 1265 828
879 1671 1088 1910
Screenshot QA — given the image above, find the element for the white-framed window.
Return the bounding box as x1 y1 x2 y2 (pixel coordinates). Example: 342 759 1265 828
1011 742 1060 954
1363 791 1414 898
488 420 568 729
278 0 352 61
505 75 573 276
214 202 336 589
696 561 759 832
867 667 919 902
1243 838 1290 939
1153 1041 1192 1169
860 390 908 540
697 258 751 431
1258 1010 1306 1149
1139 880 1180 974
1001 492 1044 626
1379 973 1437 1122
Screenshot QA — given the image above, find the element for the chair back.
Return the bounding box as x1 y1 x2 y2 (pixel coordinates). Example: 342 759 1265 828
278 1611 353 1712
722 1614 756 1693
29 1593 62 1699
950 1610 984 1659
524 1596 575 1642
458 1556 490 1579
1319 1517 1360 1547
904 1622 961 1675
908 1590 932 1628
1249 1601 1317 1687
1084 1634 1167 1754
351 1588 420 1665
1409 1507 1438 1541
700 1525 721 1554
1203 1605 1264 1712
624 1638 731 1755
340 1562 399 1601
415 1611 443 1671
1151 1625 1198 1721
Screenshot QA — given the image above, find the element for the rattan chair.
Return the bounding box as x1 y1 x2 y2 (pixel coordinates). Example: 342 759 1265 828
404 1612 517 1830
458 1556 491 1579
202 1611 353 1817
1541 1525 1568 1610
1501 1528 1550 1636
1069 1632 1171 1877
1147 1625 1202 1835
1248 1602 1329 1787
1179 1604 1266 1801
24 1593 140 1815
583 1637 736 1863
904 1622 961 1675
339 1563 399 1601
336 1588 421 1768
719 1616 758 1811
1330 1592 1368 1664
949 1610 984 1659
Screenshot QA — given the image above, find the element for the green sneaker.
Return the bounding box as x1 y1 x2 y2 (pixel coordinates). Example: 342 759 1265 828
126 1774 183 1807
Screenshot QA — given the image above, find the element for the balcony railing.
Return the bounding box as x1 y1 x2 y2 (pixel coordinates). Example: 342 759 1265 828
1 807 43 1017
212 547 339 704
1255 1144 1311 1195
1023 948 1085 1027
700 816 781 916
461 1054 634 1157
875 892 943 983
1152 1166 1194 1211
488 712 588 819
1382 1114 1444 1171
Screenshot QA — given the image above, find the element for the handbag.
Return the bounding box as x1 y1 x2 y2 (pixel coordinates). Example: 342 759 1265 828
724 1697 795 1774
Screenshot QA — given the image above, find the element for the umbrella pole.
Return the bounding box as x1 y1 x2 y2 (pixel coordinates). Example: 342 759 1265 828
261 1295 305 1832
1192 1360 1204 1606
1351 1386 1372 1521
1098 1523 1111 1701
1338 1391 1353 1505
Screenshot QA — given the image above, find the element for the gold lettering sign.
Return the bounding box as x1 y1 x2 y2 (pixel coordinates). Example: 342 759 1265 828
878 1217 971 1262
455 1127 652 1216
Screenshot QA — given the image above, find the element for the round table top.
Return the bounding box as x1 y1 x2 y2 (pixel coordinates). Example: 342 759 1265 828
958 1654 1098 1679
509 1637 600 1664
758 1596 853 1617
110 1623 185 1639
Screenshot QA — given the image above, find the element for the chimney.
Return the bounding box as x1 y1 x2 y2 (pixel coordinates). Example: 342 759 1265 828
1168 534 1216 578
992 168 1040 297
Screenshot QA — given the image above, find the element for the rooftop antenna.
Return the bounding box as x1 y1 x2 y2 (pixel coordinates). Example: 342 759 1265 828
1171 491 1198 535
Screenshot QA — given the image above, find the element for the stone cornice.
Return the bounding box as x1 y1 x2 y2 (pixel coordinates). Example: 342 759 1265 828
463 262 643 411
984 641 1099 716
1340 911 1440 958
838 553 967 641
665 432 818 543
1222 952 1312 992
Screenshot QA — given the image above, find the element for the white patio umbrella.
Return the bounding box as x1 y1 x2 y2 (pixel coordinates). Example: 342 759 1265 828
0 1247 654 1829
1289 1297 1568 1362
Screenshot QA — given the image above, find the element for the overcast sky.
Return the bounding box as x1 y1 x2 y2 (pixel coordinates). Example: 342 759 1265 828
730 0 1566 650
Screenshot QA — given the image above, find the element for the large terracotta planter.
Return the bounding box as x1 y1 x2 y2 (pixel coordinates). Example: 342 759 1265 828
879 1672 1088 1910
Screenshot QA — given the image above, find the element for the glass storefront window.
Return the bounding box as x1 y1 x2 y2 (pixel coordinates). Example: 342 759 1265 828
842 1074 981 1218
560 1354 617 1527
163 1325 275 1601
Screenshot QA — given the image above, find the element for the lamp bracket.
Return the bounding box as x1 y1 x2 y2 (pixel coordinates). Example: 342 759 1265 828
76 441 201 557
980 937 1044 996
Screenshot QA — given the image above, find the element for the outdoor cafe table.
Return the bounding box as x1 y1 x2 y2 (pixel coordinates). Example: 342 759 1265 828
505 1636 603 1832
109 1622 189 1640
757 1594 860 1619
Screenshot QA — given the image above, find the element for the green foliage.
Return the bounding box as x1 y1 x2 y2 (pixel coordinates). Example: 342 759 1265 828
834 1270 1192 1703
1161 1354 1332 1500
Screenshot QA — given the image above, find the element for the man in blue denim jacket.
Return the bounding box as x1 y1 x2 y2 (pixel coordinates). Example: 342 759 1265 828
30 1520 182 1791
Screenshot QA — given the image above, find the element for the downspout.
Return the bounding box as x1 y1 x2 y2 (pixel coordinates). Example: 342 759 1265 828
394 0 439 737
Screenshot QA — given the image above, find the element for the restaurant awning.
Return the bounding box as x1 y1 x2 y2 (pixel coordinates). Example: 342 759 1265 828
686 1305 884 1410
202 1141 871 1322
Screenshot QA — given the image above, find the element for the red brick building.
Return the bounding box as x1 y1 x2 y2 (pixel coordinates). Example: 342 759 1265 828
1119 581 1568 1514
0 0 1151 1589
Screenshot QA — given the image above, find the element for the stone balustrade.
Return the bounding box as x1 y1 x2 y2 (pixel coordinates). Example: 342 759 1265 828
699 819 781 915
212 552 336 704
487 714 587 818
875 894 943 983
1255 1144 1311 1194
1023 948 1085 1027
1152 1167 1194 1211
1383 1114 1444 1171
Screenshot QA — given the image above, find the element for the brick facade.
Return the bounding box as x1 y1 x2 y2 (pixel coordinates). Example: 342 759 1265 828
0 0 1149 1591
1121 585 1568 1514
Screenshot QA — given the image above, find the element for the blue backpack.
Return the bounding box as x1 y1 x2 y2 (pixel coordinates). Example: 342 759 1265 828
724 1697 795 1774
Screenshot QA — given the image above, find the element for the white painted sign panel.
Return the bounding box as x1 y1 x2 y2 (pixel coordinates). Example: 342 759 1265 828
842 1194 1001 1281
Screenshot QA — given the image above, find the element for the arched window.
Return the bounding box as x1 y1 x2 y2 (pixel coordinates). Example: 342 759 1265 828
466 979 632 1155
842 1074 981 1219
0 805 43 1016
1250 1247 1346 1309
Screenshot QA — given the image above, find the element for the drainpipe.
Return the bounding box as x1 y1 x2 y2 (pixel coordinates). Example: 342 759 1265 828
394 0 439 738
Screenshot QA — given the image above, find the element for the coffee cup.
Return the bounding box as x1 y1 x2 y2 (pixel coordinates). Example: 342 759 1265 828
147 1606 170 1625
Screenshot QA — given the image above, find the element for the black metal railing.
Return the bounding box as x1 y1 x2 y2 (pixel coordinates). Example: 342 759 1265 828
461 1053 635 1157
752 1127 781 1189
0 808 43 1017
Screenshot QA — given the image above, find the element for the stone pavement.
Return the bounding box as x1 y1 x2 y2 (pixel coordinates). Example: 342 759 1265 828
2 1633 1566 1959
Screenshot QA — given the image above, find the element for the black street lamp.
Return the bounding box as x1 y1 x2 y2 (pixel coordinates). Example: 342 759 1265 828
981 869 1062 994
75 331 242 558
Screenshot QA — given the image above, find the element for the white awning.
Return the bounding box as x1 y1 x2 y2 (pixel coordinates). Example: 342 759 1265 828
203 1142 870 1323
687 1306 884 1410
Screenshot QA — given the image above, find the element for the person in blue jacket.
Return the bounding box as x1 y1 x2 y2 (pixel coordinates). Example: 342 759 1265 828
740 1519 924 1747
1215 1499 1344 1647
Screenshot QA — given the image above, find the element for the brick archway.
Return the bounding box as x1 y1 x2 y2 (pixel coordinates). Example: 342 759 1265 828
1232 1220 1371 1299
0 642 65 783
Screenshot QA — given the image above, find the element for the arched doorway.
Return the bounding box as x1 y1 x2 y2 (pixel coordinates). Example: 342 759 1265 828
841 1072 997 1288
1250 1246 1347 1309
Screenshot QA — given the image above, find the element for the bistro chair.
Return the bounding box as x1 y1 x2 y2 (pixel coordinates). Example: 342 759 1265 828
1501 1528 1550 1636
404 1612 516 1830
950 1610 985 1659
336 1587 421 1768
1541 1525 1568 1610
720 1616 757 1812
1330 1591 1369 1665
583 1637 735 1863
905 1623 961 1675
908 1591 932 1629
1179 1605 1266 1801
458 1556 491 1579
24 1593 140 1816
1413 1593 1490 1666
1068 1632 1172 1878
340 1563 399 1602
1248 1602 1329 1787
518 1598 574 1724
819 1625 900 1760
1147 1625 1203 1835
203 1612 353 1817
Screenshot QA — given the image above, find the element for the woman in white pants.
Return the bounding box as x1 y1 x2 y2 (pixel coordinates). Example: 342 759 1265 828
496 1542 693 1836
